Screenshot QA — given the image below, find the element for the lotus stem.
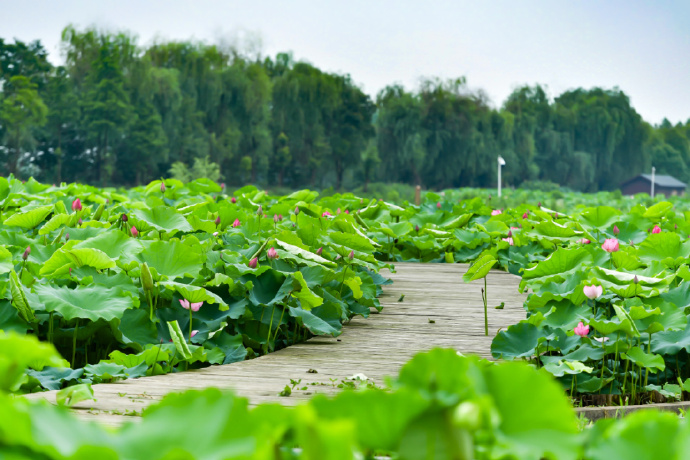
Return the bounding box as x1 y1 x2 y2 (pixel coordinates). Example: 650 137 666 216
272 305 287 345
266 305 276 354
71 319 79 369
147 291 154 322
645 332 652 387
189 308 193 344
339 264 349 296
483 277 489 336
48 311 53 344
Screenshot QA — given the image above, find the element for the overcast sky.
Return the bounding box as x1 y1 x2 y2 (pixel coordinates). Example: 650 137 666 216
1 0 688 125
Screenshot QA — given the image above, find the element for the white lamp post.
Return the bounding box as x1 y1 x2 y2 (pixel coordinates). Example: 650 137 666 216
497 156 506 198
651 166 656 198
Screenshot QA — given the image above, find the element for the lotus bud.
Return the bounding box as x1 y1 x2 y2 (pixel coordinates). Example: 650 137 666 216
415 225 420 232
316 247 323 256
274 214 279 223
553 212 558 219
215 216 221 227
93 203 104 221
231 197 237 203
160 182 166 193
213 231 219 237
78 218 83 226
337 208 341 214
232 219 241 228
507 230 512 237
131 226 139 237
71 198 82 212
295 206 300 215
348 250 354 261
629 239 635 247
191 330 199 338
278 214 283 221
249 257 258 269
267 247 279 260
437 202 441 209
633 275 639 284
538 202 541 207
613 225 620 235
257 205 263 215
122 213 128 222
335 254 342 261
345 210 349 214
221 183 226 189
675 224 678 230
652 225 661 234
522 212 528 219
22 246 30 260
65 233 70 242
140 262 154 292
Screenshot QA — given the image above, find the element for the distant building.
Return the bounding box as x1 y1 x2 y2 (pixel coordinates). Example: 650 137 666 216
620 174 686 196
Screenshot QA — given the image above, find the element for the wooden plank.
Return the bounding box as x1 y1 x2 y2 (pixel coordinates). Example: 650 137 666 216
23 263 527 425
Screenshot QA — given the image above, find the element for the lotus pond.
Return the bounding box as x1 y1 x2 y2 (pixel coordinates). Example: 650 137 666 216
4 175 690 408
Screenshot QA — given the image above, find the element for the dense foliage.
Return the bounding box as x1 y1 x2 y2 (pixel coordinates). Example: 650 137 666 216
0 176 391 392
5 342 690 460
1 30 689 191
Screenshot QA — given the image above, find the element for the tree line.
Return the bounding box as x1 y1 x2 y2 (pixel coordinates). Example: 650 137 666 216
1 26 689 192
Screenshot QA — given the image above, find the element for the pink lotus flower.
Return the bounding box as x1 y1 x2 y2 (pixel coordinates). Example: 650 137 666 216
613 225 620 235
179 299 203 312
652 225 661 234
249 257 258 269
232 219 241 228
267 247 279 260
578 238 591 244
213 232 219 237
602 238 619 252
491 209 502 216
502 237 514 246
191 330 199 338
345 210 349 214
337 208 341 214
131 226 139 237
583 285 603 299
574 322 590 337
231 197 237 203
437 202 441 209
72 198 82 212
322 211 332 217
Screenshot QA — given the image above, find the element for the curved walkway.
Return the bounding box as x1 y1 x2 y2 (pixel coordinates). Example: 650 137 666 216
24 263 527 426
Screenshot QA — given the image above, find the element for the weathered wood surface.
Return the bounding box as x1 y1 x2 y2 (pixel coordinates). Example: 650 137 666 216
23 262 526 426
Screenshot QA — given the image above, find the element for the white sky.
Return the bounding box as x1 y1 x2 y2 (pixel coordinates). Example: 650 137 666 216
1 0 689 125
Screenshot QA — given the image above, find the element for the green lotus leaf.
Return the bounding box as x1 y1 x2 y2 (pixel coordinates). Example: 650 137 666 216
577 206 620 229
289 305 341 336
132 206 193 235
137 240 204 279
160 281 229 310
621 346 665 372
491 322 541 359
3 205 53 229
34 284 136 321
520 248 591 291
39 213 76 235
274 239 336 267
463 254 497 282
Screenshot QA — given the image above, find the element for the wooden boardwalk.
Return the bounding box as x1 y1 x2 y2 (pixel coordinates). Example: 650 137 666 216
24 263 527 426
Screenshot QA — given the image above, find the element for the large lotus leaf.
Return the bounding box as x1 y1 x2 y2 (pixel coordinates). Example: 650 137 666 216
289 304 341 336
131 206 193 235
137 240 204 279
439 213 472 230
611 249 643 270
0 246 12 275
73 229 143 261
520 248 592 291
525 274 587 309
291 271 324 310
0 332 67 392
530 220 581 239
40 247 115 276
9 269 34 323
84 362 148 382
592 266 674 288
621 346 665 372
586 410 682 460
643 201 673 219
112 308 159 352
25 367 84 391
3 205 53 229
274 239 336 267
463 254 497 282
544 360 593 377
637 232 690 264
206 331 247 364
0 299 29 334
485 361 581 460
38 213 76 235
491 322 541 359
651 317 690 355
310 388 429 453
160 281 228 310
577 206 620 229
453 228 491 249
34 284 136 321
329 220 380 248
